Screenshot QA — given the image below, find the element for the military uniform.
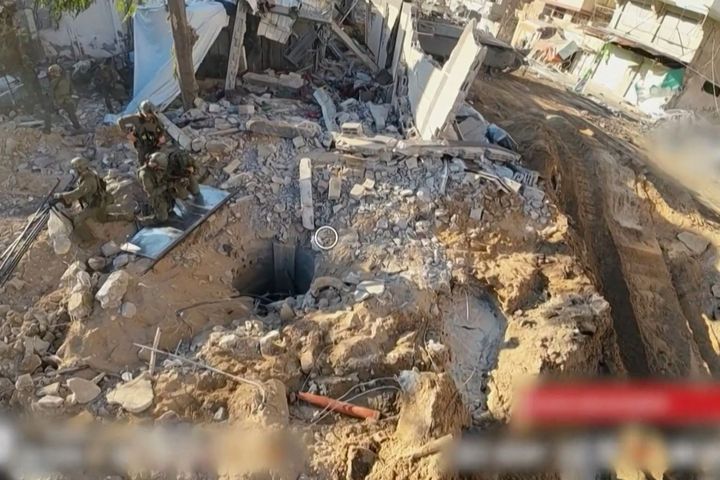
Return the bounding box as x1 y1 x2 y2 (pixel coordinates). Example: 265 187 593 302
166 149 201 200
96 62 126 112
49 72 81 129
138 163 173 223
118 113 166 165
54 158 134 239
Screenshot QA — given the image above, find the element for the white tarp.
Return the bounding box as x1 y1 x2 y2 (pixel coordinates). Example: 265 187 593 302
123 0 228 116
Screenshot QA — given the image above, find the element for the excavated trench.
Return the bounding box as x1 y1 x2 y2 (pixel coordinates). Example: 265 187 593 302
512 114 707 377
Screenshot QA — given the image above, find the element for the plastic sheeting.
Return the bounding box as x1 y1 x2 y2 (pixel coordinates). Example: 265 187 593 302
122 0 229 116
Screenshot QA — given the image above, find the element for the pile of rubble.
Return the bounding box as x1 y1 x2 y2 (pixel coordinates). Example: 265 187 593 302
0 7 625 479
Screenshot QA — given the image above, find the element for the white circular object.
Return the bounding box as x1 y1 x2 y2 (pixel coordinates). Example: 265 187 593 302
314 226 338 250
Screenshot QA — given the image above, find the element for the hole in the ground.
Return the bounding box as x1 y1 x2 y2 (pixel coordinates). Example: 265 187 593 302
232 241 315 306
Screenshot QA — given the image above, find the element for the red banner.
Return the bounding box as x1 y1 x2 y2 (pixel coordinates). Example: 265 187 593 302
515 383 720 426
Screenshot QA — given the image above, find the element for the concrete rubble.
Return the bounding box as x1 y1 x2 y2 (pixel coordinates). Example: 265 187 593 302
106 373 154 413
95 270 131 310
0 2 645 479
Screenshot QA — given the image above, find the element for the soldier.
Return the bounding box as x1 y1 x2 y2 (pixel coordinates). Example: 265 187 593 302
117 100 167 166
52 157 131 240
137 152 174 224
96 57 127 113
47 64 81 130
165 149 202 202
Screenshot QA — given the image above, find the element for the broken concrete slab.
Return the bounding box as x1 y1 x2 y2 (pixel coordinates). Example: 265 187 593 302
458 116 488 141
368 103 390 131
206 139 231 155
257 13 295 43
523 185 545 203
36 395 64 410
156 112 193 151
354 279 385 301
67 291 93 320
299 158 314 230
313 88 339 133
349 184 365 200
395 139 520 162
328 175 342 200
106 373 154 413
37 382 60 397
335 134 398 155
243 71 305 91
237 104 255 115
678 232 709 255
47 210 72 255
223 159 242 175
470 207 484 220
101 241 121 257
247 118 321 139
95 270 131 310
402 16 486 140
67 377 101 404
341 122 364 136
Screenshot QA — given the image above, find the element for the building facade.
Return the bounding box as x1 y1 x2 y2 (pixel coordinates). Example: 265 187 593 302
581 0 719 115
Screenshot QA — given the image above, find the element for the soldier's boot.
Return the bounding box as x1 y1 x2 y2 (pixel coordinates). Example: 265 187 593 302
104 96 115 113
70 211 96 245
66 106 82 130
188 177 203 204
42 111 52 134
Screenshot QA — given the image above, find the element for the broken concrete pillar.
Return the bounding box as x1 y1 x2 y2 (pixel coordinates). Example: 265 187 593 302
313 88 338 132
299 157 314 230
243 71 305 91
247 118 321 139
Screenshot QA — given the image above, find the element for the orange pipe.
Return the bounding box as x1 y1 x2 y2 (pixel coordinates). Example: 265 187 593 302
297 391 380 421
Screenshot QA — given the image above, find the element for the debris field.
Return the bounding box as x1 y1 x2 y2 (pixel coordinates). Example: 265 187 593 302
3 2 720 479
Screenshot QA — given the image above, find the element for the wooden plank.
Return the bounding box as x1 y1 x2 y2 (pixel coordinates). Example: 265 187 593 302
168 0 198 109
225 2 248 91
330 22 379 72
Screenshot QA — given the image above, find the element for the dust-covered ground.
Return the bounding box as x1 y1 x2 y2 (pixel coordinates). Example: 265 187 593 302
470 71 720 379
0 68 650 479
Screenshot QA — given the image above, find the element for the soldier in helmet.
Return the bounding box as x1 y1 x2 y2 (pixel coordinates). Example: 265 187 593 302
52 157 132 240
164 149 203 202
95 57 127 113
137 152 174 224
117 100 167 165
47 64 81 130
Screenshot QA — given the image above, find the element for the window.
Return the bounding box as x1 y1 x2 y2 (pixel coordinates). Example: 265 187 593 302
703 81 720 97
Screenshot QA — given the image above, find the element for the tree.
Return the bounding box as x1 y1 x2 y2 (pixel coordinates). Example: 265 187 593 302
167 0 197 109
36 0 94 19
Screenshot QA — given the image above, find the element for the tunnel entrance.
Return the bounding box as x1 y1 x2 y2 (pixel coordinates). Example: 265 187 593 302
232 241 315 302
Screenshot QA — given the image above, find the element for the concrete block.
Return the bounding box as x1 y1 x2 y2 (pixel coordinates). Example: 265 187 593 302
328 175 342 200
299 157 314 230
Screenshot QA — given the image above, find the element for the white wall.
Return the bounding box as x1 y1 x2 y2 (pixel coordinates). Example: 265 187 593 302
610 0 703 62
39 0 128 59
